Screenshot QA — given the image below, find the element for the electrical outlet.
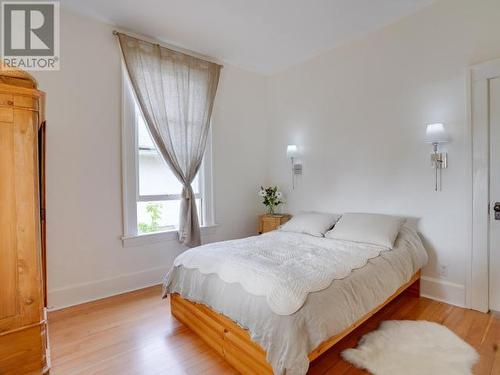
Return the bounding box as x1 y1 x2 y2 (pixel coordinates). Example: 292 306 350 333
438 264 448 277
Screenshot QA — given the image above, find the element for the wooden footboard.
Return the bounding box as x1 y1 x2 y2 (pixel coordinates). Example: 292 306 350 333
170 270 421 374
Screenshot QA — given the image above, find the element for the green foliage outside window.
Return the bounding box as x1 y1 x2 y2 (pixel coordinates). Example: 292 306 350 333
138 203 162 233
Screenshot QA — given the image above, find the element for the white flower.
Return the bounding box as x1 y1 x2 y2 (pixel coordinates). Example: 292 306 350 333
276 191 283 199
258 189 266 197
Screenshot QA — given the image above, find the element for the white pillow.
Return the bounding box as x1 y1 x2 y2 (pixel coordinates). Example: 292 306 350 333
279 212 340 237
325 213 405 249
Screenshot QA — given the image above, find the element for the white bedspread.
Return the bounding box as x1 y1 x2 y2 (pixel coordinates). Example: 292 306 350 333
173 231 394 315
164 225 428 375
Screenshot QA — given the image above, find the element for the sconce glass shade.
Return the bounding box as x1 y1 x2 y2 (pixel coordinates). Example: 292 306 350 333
286 144 298 158
425 123 449 144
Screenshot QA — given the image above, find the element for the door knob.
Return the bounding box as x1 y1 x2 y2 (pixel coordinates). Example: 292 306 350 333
494 202 500 220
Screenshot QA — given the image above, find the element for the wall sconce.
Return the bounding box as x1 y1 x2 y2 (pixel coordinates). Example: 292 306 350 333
425 123 449 191
286 144 302 189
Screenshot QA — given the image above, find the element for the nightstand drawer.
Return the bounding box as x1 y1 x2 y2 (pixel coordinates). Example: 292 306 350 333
258 214 291 234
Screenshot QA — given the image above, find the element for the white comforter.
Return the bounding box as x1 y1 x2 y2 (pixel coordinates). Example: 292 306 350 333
172 230 393 315
164 226 428 374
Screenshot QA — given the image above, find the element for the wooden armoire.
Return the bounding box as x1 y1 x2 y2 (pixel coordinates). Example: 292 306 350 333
0 68 49 374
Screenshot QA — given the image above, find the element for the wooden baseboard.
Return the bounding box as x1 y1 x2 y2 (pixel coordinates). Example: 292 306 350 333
171 270 421 374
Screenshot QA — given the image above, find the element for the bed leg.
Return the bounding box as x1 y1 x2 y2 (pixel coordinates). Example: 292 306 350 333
403 277 420 298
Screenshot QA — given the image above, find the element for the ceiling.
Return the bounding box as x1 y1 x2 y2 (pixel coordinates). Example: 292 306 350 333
63 0 435 75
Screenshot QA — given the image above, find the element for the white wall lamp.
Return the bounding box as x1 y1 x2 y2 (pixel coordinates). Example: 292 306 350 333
286 144 302 190
425 123 449 191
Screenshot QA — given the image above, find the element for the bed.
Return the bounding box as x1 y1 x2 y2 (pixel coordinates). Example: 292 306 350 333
163 223 428 375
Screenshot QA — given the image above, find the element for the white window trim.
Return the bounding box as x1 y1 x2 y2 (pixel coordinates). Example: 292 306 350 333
121 68 216 247
121 224 218 248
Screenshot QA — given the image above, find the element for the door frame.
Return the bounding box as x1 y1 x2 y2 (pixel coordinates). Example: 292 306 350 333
469 58 500 312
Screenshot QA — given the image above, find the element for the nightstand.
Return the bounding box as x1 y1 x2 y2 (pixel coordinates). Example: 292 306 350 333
258 214 292 234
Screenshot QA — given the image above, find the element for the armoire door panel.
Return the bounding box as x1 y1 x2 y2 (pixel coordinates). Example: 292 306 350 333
0 121 18 323
13 108 43 327
0 108 42 334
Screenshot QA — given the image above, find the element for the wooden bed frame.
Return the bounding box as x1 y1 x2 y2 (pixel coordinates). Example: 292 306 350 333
171 270 420 374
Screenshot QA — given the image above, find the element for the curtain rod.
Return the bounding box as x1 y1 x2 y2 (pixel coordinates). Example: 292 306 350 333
112 30 224 68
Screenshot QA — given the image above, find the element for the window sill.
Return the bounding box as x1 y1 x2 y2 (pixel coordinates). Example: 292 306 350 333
121 224 219 248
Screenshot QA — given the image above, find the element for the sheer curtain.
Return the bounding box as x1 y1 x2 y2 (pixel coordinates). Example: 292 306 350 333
117 33 221 247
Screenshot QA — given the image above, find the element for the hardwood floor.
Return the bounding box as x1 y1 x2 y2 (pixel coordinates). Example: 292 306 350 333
48 286 500 375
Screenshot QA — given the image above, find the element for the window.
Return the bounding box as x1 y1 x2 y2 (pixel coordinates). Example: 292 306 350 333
136 112 203 233
122 70 214 243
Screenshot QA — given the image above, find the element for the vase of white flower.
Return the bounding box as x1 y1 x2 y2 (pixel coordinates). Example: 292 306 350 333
259 186 284 215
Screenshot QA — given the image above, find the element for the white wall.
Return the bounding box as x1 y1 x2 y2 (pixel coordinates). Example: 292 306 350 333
32 9 269 310
211 67 271 241
33 0 500 310
265 0 500 306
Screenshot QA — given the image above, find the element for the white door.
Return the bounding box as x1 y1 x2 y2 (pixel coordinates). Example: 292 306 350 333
490 76 500 312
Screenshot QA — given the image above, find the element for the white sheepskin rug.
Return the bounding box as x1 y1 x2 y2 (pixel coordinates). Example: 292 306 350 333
341 320 479 375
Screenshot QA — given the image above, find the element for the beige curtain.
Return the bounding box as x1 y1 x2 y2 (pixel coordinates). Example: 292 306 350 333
117 33 221 247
